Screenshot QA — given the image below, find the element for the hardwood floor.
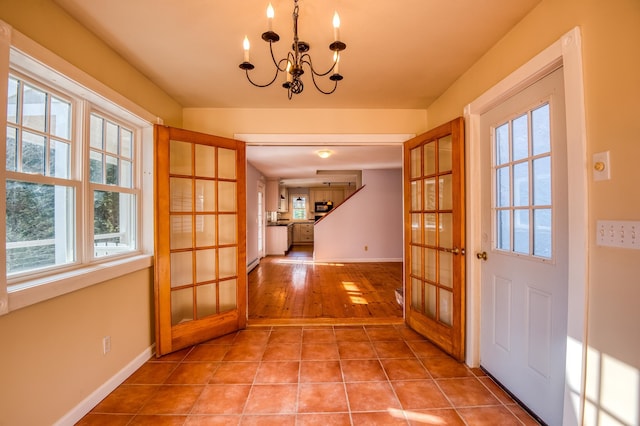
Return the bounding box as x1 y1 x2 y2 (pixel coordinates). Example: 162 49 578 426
248 246 403 325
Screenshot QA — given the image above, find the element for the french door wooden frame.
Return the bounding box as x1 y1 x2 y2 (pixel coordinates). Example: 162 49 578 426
154 125 246 356
403 117 466 361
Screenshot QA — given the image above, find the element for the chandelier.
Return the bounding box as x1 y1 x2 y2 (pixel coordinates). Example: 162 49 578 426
239 0 346 99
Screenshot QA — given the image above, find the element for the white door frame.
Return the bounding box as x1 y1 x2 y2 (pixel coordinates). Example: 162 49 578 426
464 27 588 426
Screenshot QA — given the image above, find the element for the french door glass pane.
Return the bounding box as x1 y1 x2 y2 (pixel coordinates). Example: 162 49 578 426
170 178 193 212
218 181 236 212
220 279 237 312
410 147 421 179
424 213 436 245
195 179 215 212
196 249 216 283
411 245 421 276
218 246 237 279
410 181 422 210
424 143 436 176
424 178 436 210
195 144 215 177
411 277 422 310
512 114 528 161
218 148 236 179
439 290 453 326
169 140 192 175
532 104 550 155
170 251 192 287
424 248 436 282
195 215 216 247
425 284 437 319
171 288 193 325
440 175 452 210
411 213 421 243
439 213 453 248
438 135 452 172
170 216 192 250
218 214 237 245
196 284 217 318
440 251 453 288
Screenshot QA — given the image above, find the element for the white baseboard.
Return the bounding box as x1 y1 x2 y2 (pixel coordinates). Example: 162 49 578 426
247 257 260 273
54 344 155 426
313 257 403 263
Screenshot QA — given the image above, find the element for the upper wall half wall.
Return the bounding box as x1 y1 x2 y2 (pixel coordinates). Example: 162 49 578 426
183 108 428 138
0 0 183 126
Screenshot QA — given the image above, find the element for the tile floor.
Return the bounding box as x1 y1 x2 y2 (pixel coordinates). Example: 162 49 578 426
77 325 540 425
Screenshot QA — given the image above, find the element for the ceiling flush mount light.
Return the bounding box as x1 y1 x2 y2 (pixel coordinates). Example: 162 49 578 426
239 0 346 99
316 150 333 159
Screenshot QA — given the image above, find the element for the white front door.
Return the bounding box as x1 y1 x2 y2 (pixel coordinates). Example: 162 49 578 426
479 67 568 424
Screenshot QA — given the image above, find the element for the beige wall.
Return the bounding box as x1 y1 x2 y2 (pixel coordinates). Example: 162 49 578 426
183 107 428 138
0 1 177 424
426 0 640 421
0 0 183 127
0 268 154 425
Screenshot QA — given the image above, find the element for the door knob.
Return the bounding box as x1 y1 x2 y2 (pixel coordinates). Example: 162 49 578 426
476 251 488 261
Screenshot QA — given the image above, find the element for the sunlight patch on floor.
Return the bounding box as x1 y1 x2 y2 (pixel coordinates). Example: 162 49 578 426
342 281 368 305
388 408 447 424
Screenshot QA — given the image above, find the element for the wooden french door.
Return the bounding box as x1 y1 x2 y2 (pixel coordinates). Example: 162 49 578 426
154 125 246 356
404 117 465 361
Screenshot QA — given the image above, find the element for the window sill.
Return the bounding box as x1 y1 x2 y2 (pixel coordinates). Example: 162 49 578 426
6 254 154 313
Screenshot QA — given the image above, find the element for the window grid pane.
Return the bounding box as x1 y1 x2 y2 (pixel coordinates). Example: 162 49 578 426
492 104 553 259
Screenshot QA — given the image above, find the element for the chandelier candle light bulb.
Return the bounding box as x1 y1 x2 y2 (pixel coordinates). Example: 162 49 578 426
243 36 250 62
267 3 274 32
333 12 340 41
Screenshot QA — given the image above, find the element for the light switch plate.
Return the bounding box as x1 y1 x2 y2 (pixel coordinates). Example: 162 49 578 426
597 220 640 249
593 151 611 181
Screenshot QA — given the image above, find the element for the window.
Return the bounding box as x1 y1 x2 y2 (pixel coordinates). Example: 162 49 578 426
292 195 307 220
493 103 552 259
6 75 141 279
6 76 76 275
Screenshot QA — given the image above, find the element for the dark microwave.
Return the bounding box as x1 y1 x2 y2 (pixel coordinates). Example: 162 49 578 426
315 201 333 212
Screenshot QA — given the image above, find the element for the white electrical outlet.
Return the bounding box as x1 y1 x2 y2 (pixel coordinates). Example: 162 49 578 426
103 336 111 355
597 220 640 249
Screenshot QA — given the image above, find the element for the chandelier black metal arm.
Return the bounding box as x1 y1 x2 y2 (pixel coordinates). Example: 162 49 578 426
238 0 346 99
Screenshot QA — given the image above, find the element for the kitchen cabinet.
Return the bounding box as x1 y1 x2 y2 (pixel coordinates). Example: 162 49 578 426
266 179 288 212
279 185 288 212
266 224 293 255
266 179 279 212
293 222 314 244
310 187 345 208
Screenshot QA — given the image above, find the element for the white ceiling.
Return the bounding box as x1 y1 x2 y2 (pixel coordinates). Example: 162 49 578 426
53 0 541 184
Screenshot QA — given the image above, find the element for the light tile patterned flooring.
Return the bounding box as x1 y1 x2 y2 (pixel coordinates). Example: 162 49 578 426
78 325 540 425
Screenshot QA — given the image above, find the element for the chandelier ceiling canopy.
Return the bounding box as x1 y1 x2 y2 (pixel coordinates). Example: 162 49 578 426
239 0 346 99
